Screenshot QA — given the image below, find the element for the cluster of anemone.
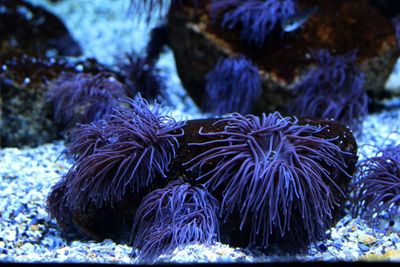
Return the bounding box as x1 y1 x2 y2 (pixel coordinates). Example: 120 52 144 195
352 145 400 221
45 1 367 262
131 180 220 263
47 71 128 131
204 56 262 115
48 96 186 215
288 49 368 133
184 112 351 249
48 101 356 262
210 0 297 45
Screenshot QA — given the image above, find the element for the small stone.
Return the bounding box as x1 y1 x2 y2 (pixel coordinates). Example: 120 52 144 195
358 233 377 245
30 224 39 231
333 240 343 249
359 244 370 253
318 244 328 252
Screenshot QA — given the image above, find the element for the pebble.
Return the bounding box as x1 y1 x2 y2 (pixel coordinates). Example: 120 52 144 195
358 233 377 245
359 244 370 253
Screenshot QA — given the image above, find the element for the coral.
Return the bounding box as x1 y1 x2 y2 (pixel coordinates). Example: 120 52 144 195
131 180 220 263
210 0 296 45
184 111 350 249
47 72 128 131
352 145 400 220
288 49 368 132
58 96 186 212
204 56 262 114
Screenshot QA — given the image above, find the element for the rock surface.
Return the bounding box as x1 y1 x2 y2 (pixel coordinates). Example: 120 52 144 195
0 0 82 57
0 52 120 148
167 0 399 114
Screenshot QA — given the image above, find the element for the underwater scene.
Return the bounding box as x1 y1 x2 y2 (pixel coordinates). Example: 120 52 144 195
2 0 400 265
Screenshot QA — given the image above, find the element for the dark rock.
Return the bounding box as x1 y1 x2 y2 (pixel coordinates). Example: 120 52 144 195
0 0 82 57
167 0 398 114
319 243 328 252
369 0 400 18
0 51 120 148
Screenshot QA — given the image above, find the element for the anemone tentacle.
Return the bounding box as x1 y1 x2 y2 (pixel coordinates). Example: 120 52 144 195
210 0 297 45
184 111 350 248
48 72 128 130
204 56 261 114
61 96 186 211
352 145 400 220
289 49 368 132
132 180 220 263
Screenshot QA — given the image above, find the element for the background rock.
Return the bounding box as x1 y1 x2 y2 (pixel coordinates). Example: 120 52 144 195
167 0 399 114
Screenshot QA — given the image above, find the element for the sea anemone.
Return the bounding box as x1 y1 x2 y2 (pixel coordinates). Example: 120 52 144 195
119 24 169 100
288 49 368 132
352 145 400 220
184 111 350 249
59 96 186 211
63 120 109 162
204 56 262 115
47 178 73 232
118 54 166 100
210 0 296 45
131 179 220 263
47 72 128 131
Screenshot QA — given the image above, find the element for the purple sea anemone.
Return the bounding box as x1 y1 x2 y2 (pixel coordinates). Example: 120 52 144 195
184 111 350 249
131 180 220 263
288 49 368 132
63 120 109 162
119 54 166 100
352 145 400 220
119 24 169 100
210 0 297 45
47 72 128 130
59 96 186 211
204 56 262 115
